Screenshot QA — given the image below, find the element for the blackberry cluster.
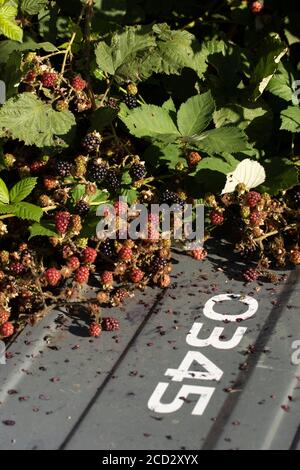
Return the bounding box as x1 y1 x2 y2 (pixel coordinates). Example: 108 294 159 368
106 170 121 192
130 163 146 181
55 160 72 177
75 200 90 216
88 163 108 182
152 257 168 273
287 186 300 208
122 94 138 109
82 132 102 153
100 239 115 258
159 190 185 209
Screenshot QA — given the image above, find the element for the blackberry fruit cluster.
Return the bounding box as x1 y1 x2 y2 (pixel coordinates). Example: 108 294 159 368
287 186 300 208
82 131 102 153
159 190 185 209
88 163 108 182
152 256 168 273
55 160 72 177
101 239 115 258
106 170 121 192
130 163 146 181
75 200 90 216
122 93 138 109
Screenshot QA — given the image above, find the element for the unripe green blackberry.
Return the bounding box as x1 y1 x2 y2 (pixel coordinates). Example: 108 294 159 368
55 100 69 112
75 238 89 249
127 83 138 96
75 156 88 177
3 153 16 169
0 251 9 265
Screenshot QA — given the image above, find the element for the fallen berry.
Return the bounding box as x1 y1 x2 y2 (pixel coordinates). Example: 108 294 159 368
89 322 101 337
243 268 259 282
102 317 120 332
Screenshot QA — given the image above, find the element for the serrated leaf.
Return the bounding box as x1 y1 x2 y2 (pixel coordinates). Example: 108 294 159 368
143 143 184 170
185 127 249 154
0 93 76 147
29 222 57 240
280 106 300 133
267 63 295 102
21 0 49 15
0 178 9 204
95 41 115 75
71 184 86 204
0 203 13 214
119 103 180 142
91 107 118 132
0 5 23 42
259 159 298 195
10 177 37 203
121 171 132 185
193 156 238 176
177 92 215 136
0 37 57 64
13 202 43 222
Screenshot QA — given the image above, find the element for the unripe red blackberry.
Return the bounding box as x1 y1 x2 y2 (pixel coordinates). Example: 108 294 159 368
41 71 58 88
0 322 14 338
25 70 36 83
187 151 201 168
160 274 171 288
100 271 114 286
75 266 90 284
71 75 86 92
45 268 62 286
30 160 46 174
191 248 208 261
246 191 261 208
102 317 120 332
290 250 300 265
10 262 25 275
249 210 262 226
82 247 97 264
67 257 81 271
55 211 71 234
89 322 101 337
44 176 59 190
243 268 259 282
251 1 263 14
119 246 132 261
210 210 224 225
0 309 10 326
130 268 144 283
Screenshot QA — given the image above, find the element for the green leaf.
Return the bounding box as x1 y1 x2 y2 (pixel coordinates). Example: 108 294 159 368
119 103 180 142
0 37 57 64
143 143 185 170
185 127 249 154
280 106 300 133
250 34 288 100
10 177 37 203
121 171 132 185
177 92 215 136
21 0 49 15
0 178 9 204
88 190 109 205
259 159 298 195
71 184 86 204
0 4 23 42
0 93 76 147
29 222 57 240
121 188 138 204
12 202 43 222
95 41 115 75
0 203 13 214
267 62 295 102
91 107 118 132
192 156 238 176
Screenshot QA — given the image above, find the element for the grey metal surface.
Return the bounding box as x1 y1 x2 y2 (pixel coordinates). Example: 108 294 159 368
0 247 299 450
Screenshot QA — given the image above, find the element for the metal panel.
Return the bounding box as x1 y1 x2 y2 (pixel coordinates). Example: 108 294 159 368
0 251 299 450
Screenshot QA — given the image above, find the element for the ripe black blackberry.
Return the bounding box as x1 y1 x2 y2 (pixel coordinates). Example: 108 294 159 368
82 131 102 153
152 256 168 273
287 186 300 208
106 170 121 192
75 200 90 216
130 163 146 181
55 160 72 177
88 163 108 183
122 93 138 109
101 239 115 258
159 190 185 209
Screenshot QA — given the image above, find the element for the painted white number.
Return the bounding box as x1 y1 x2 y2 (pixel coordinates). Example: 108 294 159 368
291 340 300 366
186 322 247 350
148 382 215 415
203 294 258 322
165 351 223 382
0 340 6 365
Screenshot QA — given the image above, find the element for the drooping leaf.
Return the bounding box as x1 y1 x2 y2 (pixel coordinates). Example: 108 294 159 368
0 178 9 204
10 177 37 203
177 92 215 137
0 93 76 147
13 202 43 222
29 222 57 240
280 106 300 133
0 4 23 42
119 103 180 142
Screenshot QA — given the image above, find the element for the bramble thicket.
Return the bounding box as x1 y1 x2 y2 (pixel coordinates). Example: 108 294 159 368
0 0 299 339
